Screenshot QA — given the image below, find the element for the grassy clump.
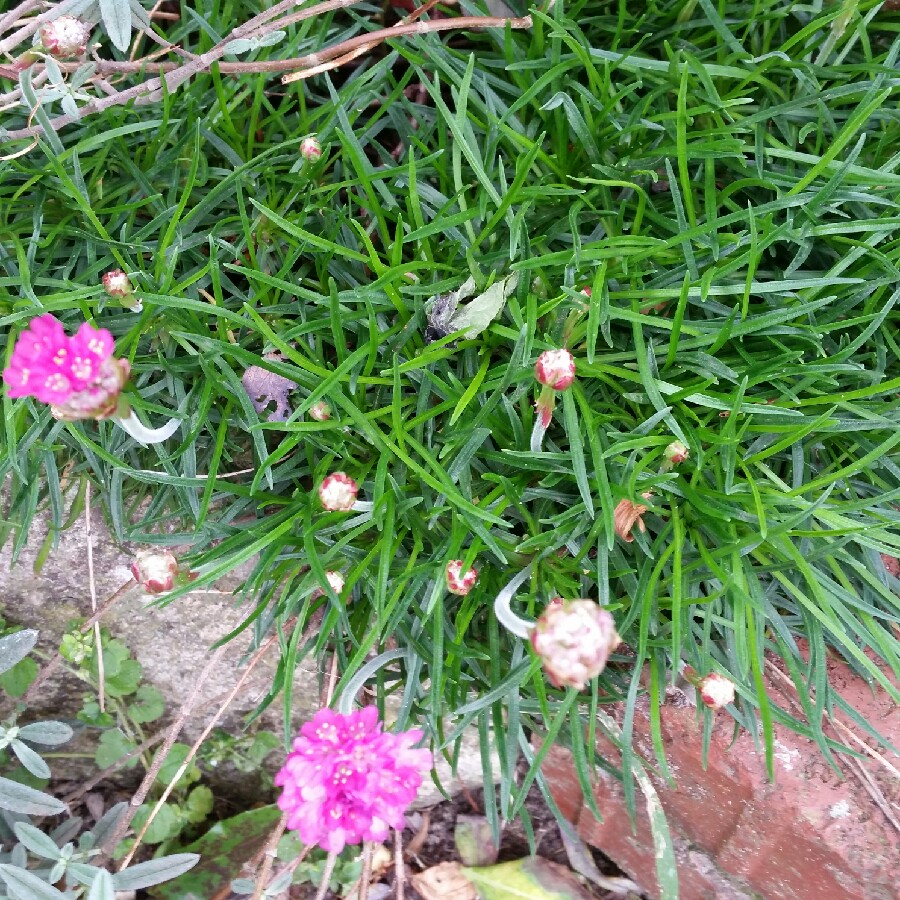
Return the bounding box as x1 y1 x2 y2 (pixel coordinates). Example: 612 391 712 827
2 0 900 866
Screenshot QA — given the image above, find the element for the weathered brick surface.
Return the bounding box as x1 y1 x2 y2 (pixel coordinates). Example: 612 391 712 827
542 653 900 899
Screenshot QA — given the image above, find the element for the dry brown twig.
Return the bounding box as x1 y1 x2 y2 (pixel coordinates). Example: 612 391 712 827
1 0 531 143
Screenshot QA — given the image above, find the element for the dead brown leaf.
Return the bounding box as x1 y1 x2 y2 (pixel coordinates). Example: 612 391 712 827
409 861 478 900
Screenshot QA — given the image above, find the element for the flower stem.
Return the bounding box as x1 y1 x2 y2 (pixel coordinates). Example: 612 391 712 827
531 385 556 452
493 566 534 639
114 409 180 445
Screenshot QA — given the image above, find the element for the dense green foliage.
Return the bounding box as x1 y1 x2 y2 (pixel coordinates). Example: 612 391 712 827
3 0 900 874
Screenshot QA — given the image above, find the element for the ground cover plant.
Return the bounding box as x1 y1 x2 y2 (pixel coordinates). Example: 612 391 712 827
2 0 900 896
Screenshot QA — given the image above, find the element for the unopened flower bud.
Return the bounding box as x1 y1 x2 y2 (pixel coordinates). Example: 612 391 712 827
309 401 331 422
698 672 735 710
446 560 477 596
318 472 358 511
530 599 620 690
39 16 91 58
102 270 132 298
534 349 575 391
312 570 345 599
300 136 322 162
664 440 689 465
131 550 178 594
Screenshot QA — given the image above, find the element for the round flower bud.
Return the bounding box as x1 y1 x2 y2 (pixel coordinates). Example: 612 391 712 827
312 570 345 599
300 136 322 162
664 440 689 465
445 560 477 596
530 599 620 690
309 401 331 422
698 672 735 710
318 472 358 511
534 349 575 391
102 270 132 298
131 550 178 594
39 16 91 58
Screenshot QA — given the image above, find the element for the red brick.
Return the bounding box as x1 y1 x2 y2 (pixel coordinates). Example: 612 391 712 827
541 651 900 900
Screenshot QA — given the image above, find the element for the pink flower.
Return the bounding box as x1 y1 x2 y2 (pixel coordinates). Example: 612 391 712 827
309 400 331 422
534 349 575 391
664 440 689 465
300 136 322 161
2 315 129 420
697 672 735 710
530 599 620 690
318 472 358 511
102 270 132 298
131 550 179 594
446 560 477 595
39 16 91 58
275 707 432 853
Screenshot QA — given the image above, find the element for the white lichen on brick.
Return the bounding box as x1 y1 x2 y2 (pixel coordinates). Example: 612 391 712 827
773 739 801 771
829 799 851 819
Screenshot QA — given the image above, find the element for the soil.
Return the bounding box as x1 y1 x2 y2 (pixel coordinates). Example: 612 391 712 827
299 784 640 900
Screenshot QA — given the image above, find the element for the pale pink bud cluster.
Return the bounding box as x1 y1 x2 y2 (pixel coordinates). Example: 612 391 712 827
308 400 331 421
318 472 358 511
39 16 91 58
102 270 132 298
131 550 179 594
698 672 735 710
275 707 432 852
664 440 689 465
2 314 129 420
312 570 345 599
299 136 322 161
534 349 575 391
446 560 477 596
530 599 620 690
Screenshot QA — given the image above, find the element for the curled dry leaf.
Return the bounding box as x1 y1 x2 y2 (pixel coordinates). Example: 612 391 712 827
241 363 297 422
409 861 477 900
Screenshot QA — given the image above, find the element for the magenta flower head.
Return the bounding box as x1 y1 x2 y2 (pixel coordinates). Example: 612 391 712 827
300 136 322 162
534 349 575 391
697 672 735 710
318 472 359 511
131 550 179 594
530 599 620 690
38 16 92 58
275 707 432 853
446 560 477 596
3 314 129 421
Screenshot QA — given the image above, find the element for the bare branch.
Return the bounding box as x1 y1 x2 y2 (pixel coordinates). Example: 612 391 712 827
0 0 530 144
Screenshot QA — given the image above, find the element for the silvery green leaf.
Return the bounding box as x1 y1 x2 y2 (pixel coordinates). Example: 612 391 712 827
54 0 99 17
99 0 132 51
0 864 68 899
86 868 115 900
257 30 286 48
112 853 199 889
448 272 518 339
66 862 105 887
48 859 66 885
12 824 61 861
129 0 151 30
60 95 80 119
0 631 37 675
70 63 97 89
84 803 126 851
0 778 66 816
223 38 256 55
10 740 50 780
43 58 65 88
17 722 73 747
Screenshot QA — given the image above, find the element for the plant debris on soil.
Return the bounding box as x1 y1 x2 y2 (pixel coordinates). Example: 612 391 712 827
300 785 641 900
